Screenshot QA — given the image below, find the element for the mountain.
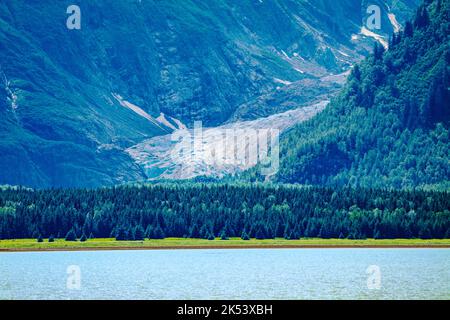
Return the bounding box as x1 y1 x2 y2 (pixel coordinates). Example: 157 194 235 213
266 0 449 189
0 0 419 187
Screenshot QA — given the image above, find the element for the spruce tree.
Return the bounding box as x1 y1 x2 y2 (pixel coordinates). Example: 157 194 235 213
153 226 165 239
255 227 266 240
115 227 127 241
189 224 200 239
65 229 77 241
220 230 229 240
207 232 215 241
80 233 87 242
404 21 413 37
133 226 145 241
145 225 154 239
289 231 299 240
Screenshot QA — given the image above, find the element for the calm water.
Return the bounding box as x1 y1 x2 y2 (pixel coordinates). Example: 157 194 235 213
0 249 449 300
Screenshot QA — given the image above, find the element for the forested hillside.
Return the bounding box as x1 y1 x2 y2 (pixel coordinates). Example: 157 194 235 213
271 0 449 189
0 184 448 240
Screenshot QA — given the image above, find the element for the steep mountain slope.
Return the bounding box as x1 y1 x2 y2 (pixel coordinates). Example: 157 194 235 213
269 0 450 189
0 0 418 187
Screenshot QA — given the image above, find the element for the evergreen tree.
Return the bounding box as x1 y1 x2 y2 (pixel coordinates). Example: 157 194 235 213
404 21 414 37
419 227 432 239
352 65 361 81
115 227 128 241
65 229 77 241
32 230 39 239
241 231 250 241
189 224 200 239
289 231 299 240
373 42 385 61
220 229 229 240
145 225 154 239
133 226 145 241
199 225 211 239
414 5 430 29
80 233 87 242
153 226 165 239
255 226 266 240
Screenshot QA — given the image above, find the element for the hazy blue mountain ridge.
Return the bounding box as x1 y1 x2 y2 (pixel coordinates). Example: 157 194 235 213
0 0 418 187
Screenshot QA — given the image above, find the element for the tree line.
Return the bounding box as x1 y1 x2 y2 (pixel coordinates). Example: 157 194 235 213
0 184 448 240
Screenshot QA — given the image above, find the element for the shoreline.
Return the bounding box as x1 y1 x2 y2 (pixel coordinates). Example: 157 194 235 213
2 245 450 253
1 238 450 252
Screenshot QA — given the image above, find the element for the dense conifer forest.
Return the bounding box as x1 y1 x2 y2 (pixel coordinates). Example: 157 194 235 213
0 184 448 240
1 1 448 243
247 0 450 190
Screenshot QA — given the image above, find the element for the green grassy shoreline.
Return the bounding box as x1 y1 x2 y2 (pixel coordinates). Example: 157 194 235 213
1 238 449 252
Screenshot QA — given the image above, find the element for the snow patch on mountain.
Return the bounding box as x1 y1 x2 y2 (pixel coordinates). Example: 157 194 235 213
2 73 18 112
274 78 292 86
281 50 290 59
388 13 402 33
112 93 188 133
112 93 161 125
112 93 175 133
7 88 17 111
360 27 388 49
156 113 177 130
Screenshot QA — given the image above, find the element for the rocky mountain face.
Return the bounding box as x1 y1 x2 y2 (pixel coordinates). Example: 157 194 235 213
0 0 419 187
